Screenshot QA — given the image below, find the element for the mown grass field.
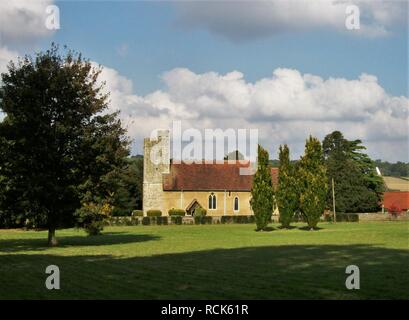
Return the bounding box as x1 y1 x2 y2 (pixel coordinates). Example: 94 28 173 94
0 222 408 299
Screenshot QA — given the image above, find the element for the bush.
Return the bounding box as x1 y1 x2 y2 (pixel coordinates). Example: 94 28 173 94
168 208 186 216
106 217 139 226
194 216 200 224
130 217 139 225
132 210 143 217
220 215 254 224
194 216 212 225
147 210 162 217
234 216 250 224
171 216 182 225
193 207 207 217
221 216 232 224
386 204 402 218
75 201 112 236
142 217 151 225
156 216 168 225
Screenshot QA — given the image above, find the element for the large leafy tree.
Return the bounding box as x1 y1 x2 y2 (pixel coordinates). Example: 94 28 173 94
323 131 383 213
102 155 144 216
0 44 129 245
298 136 327 229
276 144 298 228
250 145 275 231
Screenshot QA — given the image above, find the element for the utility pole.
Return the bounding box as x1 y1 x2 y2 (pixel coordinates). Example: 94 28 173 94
332 177 336 223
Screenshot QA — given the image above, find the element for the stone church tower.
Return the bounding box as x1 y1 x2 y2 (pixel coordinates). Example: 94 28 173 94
143 130 170 215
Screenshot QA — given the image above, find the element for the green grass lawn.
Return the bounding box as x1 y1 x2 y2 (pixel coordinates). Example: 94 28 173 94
0 222 408 299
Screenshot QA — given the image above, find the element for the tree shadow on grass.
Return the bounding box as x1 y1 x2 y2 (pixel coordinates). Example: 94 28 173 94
298 226 324 231
0 243 407 299
277 226 298 230
254 226 276 232
0 232 160 253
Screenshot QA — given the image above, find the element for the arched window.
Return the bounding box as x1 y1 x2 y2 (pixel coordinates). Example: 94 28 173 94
233 196 239 212
208 193 217 210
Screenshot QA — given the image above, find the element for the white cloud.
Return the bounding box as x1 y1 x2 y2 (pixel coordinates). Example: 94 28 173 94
174 0 407 41
0 47 19 75
0 0 56 74
0 0 55 45
96 65 409 162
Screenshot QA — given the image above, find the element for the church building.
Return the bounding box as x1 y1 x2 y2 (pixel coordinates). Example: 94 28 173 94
143 130 278 216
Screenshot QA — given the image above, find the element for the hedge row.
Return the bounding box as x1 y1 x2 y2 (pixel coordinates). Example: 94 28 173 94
220 215 256 224
142 216 169 225
171 216 183 225
106 215 258 226
106 213 359 227
105 216 140 226
324 213 359 222
194 216 213 224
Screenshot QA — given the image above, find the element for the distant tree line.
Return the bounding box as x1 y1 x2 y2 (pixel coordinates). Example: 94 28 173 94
271 158 408 178
374 160 409 177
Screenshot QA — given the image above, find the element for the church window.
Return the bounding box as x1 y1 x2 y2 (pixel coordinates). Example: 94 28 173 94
209 193 217 210
234 196 239 212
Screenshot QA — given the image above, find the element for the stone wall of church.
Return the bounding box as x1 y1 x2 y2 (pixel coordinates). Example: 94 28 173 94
142 130 170 215
162 191 255 216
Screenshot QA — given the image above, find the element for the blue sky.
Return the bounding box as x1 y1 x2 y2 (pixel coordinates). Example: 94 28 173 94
45 1 408 97
0 1 408 161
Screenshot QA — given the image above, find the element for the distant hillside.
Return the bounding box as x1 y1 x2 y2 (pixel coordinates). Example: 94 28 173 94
383 176 409 192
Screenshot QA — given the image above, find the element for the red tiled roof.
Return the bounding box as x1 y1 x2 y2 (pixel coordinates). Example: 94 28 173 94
163 161 278 191
383 192 409 210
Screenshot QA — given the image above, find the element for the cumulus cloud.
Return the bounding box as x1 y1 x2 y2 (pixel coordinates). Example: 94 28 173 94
174 0 407 41
0 0 55 45
0 1 56 120
96 65 408 162
0 47 19 74
0 0 56 73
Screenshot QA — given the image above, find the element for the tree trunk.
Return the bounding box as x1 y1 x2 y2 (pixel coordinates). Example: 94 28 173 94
48 228 58 246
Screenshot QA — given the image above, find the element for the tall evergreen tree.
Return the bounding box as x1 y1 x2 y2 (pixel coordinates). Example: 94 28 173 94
276 144 298 228
298 136 327 229
323 131 383 213
250 145 275 231
0 44 129 245
348 139 384 196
